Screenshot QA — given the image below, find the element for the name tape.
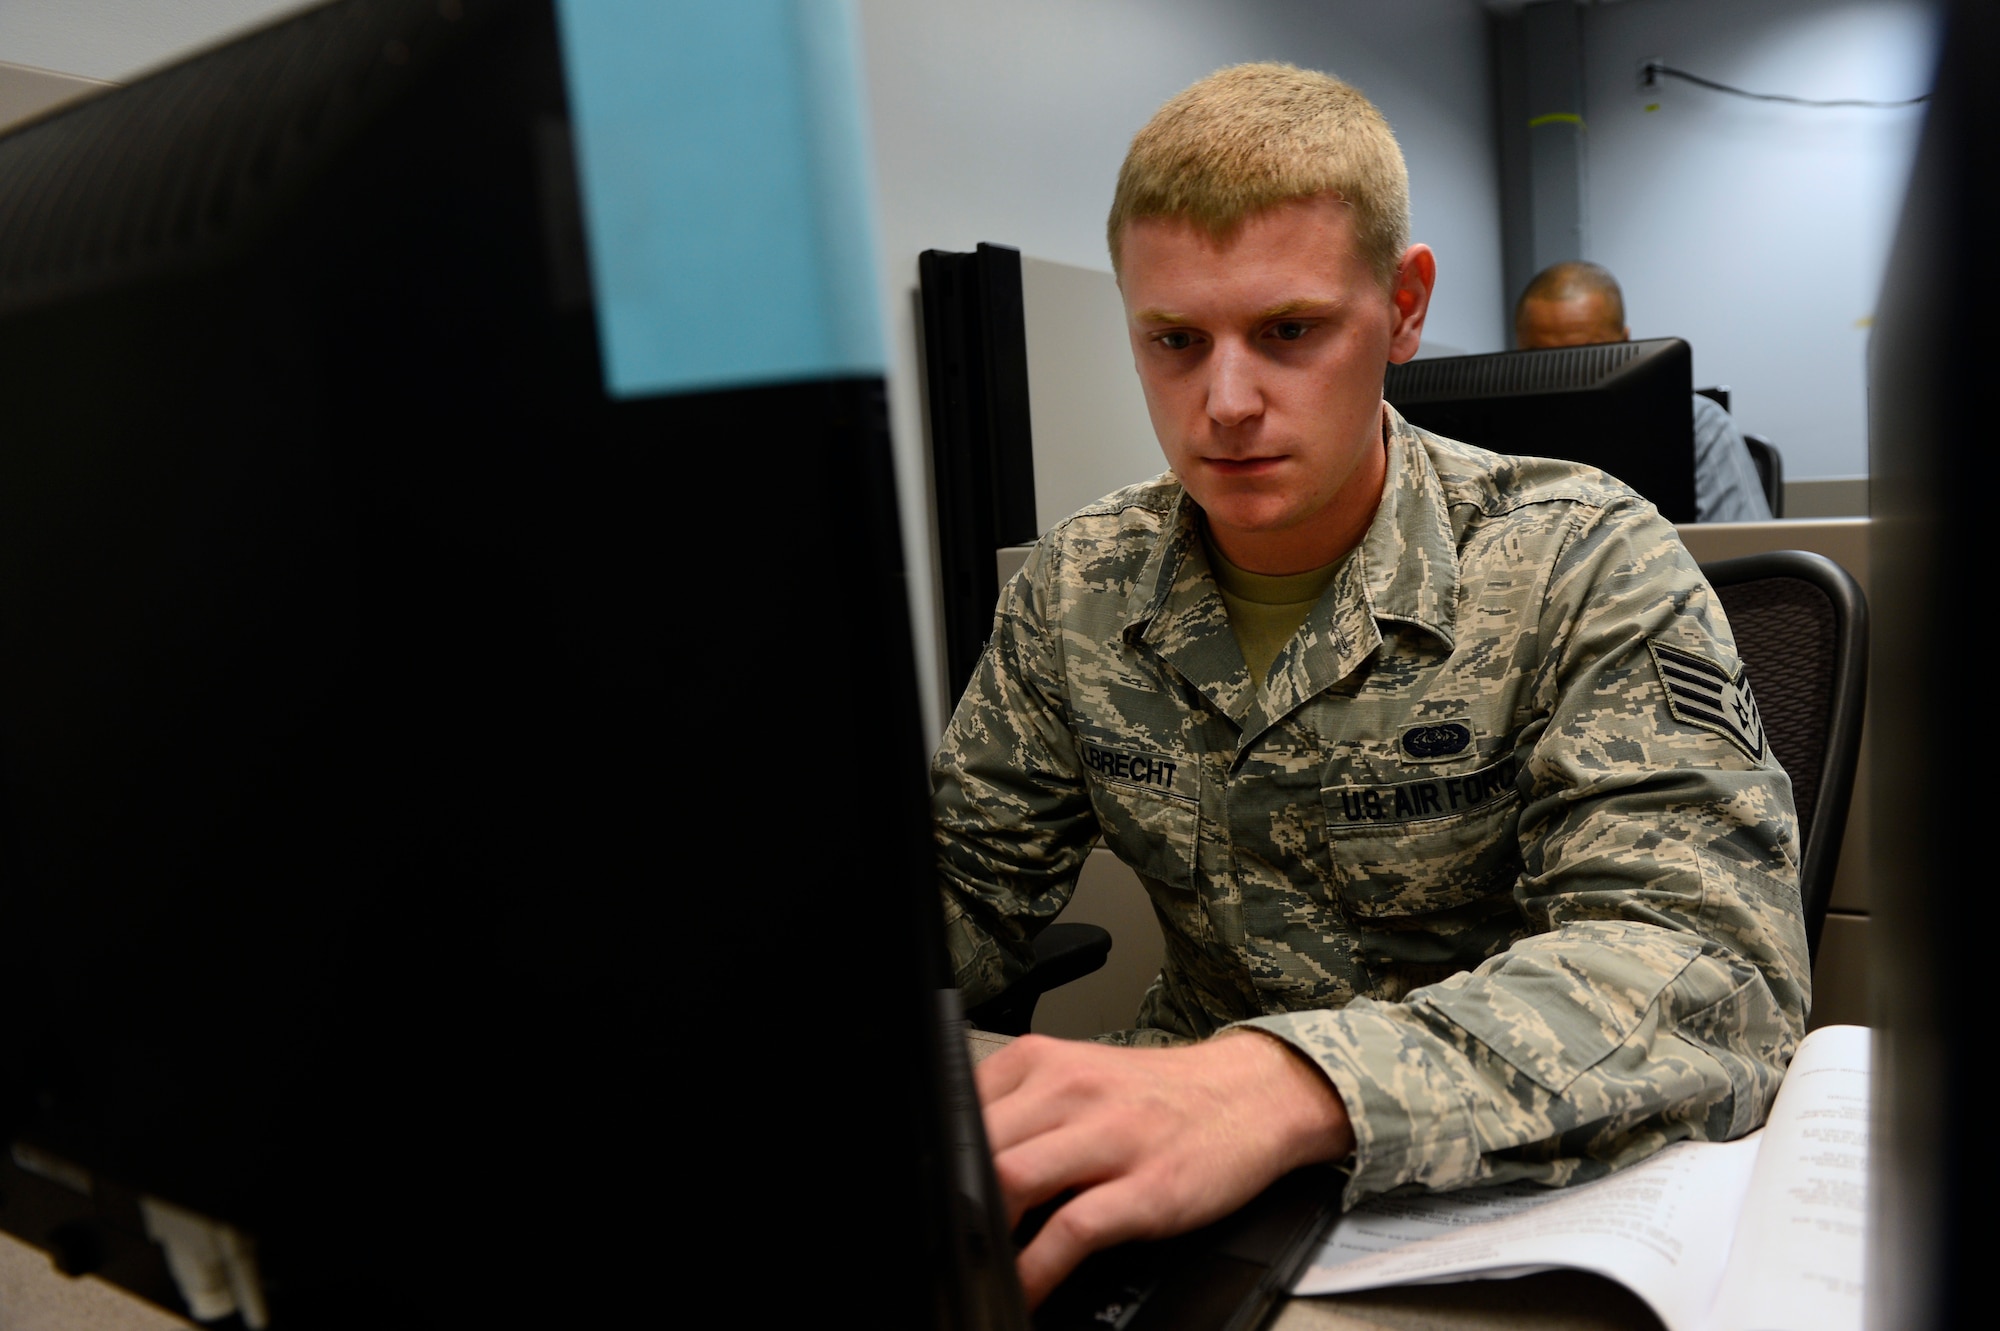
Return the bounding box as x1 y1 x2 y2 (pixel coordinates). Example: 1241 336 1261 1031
1080 740 1188 797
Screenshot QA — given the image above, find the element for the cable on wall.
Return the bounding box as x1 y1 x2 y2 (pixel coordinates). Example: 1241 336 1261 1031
1640 60 1929 108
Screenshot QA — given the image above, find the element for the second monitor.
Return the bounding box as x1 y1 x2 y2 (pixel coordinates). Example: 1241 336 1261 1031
1385 337 1696 524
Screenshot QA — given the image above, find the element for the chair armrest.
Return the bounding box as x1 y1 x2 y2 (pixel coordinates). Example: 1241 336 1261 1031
963 923 1112 1037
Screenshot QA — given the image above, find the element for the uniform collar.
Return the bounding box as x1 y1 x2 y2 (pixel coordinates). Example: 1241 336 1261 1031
1358 403 1460 652
1123 403 1461 733
1126 492 1255 725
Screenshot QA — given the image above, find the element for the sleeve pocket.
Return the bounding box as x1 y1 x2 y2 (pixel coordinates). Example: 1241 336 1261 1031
1413 931 1703 1093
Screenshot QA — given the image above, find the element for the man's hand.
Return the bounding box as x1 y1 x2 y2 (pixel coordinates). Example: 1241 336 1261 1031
975 1029 1355 1308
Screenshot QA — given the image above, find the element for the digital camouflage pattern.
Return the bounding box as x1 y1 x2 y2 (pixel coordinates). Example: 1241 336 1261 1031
934 405 1808 1210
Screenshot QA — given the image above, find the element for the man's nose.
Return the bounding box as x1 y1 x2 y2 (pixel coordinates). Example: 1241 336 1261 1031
1206 341 1263 426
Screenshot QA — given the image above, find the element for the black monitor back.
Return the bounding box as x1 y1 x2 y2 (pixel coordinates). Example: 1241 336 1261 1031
1385 338 1696 523
1865 0 1994 1326
0 1 1005 1324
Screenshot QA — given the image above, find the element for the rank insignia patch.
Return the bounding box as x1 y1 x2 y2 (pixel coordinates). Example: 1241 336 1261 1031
1648 638 1765 761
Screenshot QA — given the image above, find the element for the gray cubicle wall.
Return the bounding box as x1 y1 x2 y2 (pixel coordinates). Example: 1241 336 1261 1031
1010 256 1168 1035
1018 255 1160 531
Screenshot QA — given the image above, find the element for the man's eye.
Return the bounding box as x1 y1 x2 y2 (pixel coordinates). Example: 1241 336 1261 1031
1271 321 1309 341
1158 331 1194 351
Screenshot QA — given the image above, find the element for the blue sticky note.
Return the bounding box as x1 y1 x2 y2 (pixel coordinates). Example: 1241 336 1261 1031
551 0 886 398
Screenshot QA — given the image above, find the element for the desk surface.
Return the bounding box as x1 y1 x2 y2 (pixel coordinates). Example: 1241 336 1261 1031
1271 1270 1663 1330
0 1229 192 1331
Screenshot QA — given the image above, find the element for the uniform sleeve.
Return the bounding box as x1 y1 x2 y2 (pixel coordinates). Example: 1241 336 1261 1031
932 541 1101 1008
1239 501 1809 1207
1692 395 1773 523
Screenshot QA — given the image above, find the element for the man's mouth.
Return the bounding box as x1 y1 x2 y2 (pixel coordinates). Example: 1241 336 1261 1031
1205 455 1285 475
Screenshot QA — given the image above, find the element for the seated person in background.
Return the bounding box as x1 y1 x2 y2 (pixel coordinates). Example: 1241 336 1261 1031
935 62 1807 1310
1514 260 1774 523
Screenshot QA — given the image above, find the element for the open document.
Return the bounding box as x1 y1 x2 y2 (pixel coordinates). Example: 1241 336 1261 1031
1293 1023 1869 1331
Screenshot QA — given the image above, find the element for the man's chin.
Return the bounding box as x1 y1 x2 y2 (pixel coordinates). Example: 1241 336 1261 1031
1184 477 1296 521
1197 507 1311 546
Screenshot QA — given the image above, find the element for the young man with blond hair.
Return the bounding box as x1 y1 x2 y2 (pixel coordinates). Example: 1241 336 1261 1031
934 63 1805 1307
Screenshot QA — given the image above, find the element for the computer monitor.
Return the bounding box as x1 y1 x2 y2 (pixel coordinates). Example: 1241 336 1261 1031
1384 338 1697 523
0 1 1015 1324
1865 1 1987 1326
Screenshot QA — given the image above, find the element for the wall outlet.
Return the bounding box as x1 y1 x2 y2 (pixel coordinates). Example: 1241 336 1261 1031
1637 57 1665 93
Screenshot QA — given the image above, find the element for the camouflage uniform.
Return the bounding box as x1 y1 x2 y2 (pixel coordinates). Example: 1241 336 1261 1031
934 406 1808 1210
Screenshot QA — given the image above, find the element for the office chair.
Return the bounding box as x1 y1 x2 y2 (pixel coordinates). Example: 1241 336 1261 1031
963 921 1112 1036
1742 434 1785 517
1697 387 1785 517
1699 550 1868 961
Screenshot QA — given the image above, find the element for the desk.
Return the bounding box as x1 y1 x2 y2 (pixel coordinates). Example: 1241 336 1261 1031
1269 1271 1663 1330
967 1031 1664 1331
0 1229 192 1331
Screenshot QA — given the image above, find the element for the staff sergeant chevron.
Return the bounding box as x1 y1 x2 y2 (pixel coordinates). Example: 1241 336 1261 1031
1647 638 1766 761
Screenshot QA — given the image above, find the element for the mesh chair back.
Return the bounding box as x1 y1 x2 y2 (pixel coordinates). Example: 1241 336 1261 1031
1700 551 1867 960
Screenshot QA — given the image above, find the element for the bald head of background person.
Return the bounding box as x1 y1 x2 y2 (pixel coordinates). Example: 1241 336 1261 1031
1512 261 1772 522
1513 260 1628 348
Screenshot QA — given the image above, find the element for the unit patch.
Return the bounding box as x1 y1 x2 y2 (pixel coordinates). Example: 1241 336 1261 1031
1079 739 1192 799
1327 755 1520 825
1648 638 1765 761
1400 718 1473 762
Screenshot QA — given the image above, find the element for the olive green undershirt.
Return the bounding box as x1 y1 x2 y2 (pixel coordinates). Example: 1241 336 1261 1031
1204 534 1342 691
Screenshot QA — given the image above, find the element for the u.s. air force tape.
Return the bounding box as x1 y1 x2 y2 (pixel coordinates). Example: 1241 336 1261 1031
1327 754 1520 825
1648 638 1766 761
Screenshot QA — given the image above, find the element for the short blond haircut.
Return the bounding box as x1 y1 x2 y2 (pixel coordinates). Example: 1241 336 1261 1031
1107 62 1410 290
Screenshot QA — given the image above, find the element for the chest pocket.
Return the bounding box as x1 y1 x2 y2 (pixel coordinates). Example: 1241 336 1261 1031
1079 738 1199 890
1322 755 1523 919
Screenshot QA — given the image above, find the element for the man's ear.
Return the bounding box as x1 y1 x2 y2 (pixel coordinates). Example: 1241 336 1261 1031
1387 244 1436 365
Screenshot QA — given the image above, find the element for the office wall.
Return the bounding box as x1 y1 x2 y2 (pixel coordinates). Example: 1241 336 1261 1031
857 0 1504 736
0 0 322 81
1576 0 1939 486
0 0 329 131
